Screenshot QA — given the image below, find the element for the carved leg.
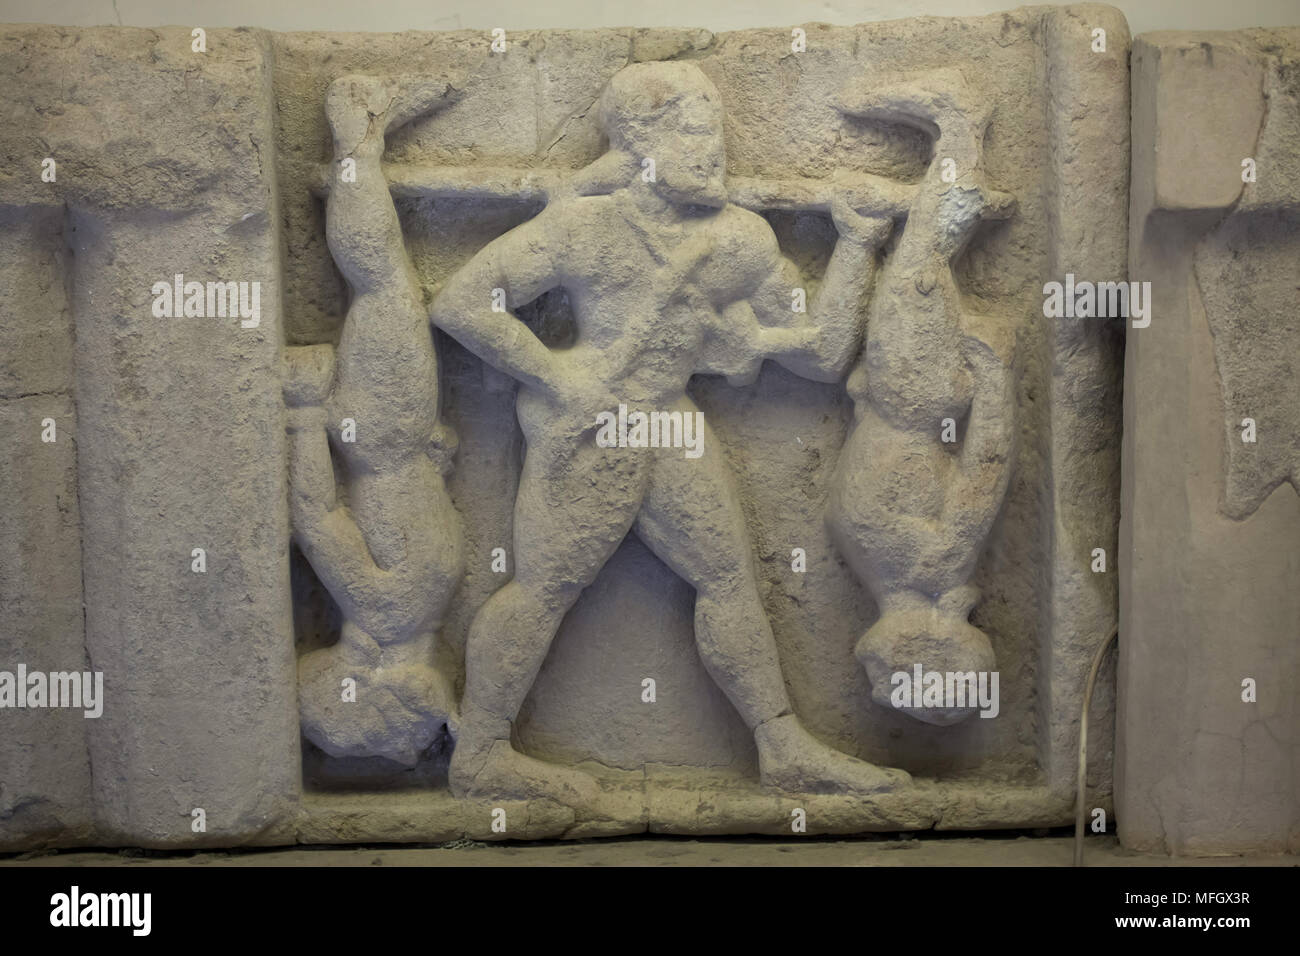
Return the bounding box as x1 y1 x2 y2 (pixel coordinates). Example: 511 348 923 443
324 74 459 468
450 427 649 803
635 403 910 793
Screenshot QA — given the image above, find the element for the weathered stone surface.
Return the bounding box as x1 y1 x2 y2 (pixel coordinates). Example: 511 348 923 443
1 6 1133 849
0 201 92 851
1119 28 1300 856
0 396 92 851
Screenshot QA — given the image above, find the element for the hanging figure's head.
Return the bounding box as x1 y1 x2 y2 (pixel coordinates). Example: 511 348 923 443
598 61 728 209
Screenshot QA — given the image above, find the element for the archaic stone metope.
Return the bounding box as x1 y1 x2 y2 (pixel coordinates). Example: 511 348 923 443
2 6 1135 849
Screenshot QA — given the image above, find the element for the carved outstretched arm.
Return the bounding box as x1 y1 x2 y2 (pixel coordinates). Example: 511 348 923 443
429 207 567 398
745 202 891 383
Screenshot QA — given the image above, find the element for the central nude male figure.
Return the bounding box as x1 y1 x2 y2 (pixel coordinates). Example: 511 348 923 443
429 61 910 802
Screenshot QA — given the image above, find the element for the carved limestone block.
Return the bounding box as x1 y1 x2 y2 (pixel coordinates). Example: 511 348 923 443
1120 27 1300 856
0 7 1128 848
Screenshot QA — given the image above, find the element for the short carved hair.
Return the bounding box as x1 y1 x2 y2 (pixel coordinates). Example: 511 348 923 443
598 61 723 155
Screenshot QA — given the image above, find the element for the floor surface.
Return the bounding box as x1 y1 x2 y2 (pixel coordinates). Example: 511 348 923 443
4 835 1296 866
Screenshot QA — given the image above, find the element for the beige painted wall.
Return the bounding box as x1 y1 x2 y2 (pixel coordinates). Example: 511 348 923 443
1 0 1297 35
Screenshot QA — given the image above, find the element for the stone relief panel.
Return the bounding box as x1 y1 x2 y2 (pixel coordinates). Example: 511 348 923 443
0 5 1128 848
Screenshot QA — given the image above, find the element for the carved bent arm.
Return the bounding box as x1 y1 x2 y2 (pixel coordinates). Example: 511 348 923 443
287 413 445 639
286 412 392 630
282 345 413 638
746 210 889 384
428 206 567 398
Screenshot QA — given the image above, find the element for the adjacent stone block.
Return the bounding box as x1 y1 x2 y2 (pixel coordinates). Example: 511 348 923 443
1119 28 1300 855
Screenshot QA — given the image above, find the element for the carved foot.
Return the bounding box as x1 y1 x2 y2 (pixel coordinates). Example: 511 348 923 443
755 714 911 794
299 645 454 767
449 736 601 807
325 73 459 151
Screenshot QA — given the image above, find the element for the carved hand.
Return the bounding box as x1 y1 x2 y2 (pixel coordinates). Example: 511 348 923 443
830 194 894 248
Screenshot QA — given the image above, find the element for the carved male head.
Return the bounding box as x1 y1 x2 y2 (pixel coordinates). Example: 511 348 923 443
598 61 727 208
